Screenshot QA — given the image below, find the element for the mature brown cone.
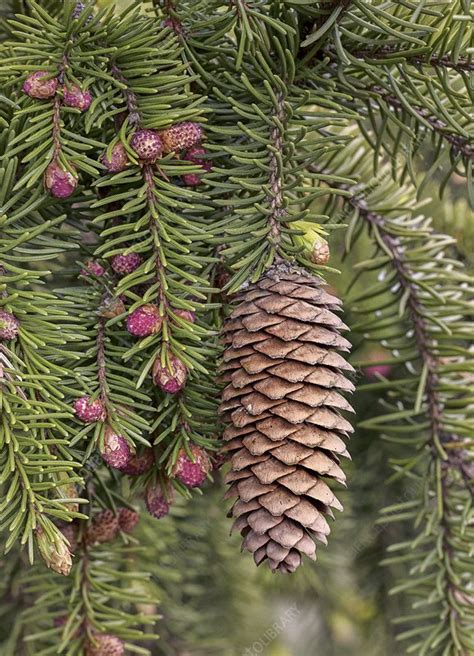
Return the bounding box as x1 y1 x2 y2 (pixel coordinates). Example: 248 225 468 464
218 263 354 573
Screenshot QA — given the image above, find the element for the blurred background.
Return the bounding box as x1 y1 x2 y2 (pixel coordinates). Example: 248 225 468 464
1 0 472 653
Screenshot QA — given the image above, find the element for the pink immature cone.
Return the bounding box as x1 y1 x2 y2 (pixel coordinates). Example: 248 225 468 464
364 363 392 379
173 308 195 324
45 162 77 199
152 355 187 394
130 129 163 162
23 71 58 99
160 122 203 153
182 173 202 187
119 447 154 476
81 259 105 278
145 484 173 519
86 634 124 656
86 510 120 546
0 310 19 340
63 84 92 111
101 142 129 173
173 445 210 488
117 507 140 533
185 146 213 172
101 426 131 470
73 396 106 423
111 252 143 275
126 304 162 337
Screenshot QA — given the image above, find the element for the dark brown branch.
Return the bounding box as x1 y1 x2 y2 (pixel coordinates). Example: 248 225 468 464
267 92 286 244
110 63 141 126
370 85 474 161
96 317 108 403
335 46 474 72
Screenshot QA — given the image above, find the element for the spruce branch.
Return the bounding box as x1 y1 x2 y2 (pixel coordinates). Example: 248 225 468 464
318 138 474 653
327 46 474 73
370 85 474 162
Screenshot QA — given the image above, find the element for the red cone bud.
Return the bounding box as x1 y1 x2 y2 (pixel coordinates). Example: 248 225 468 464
86 510 119 546
185 146 212 171
119 447 154 476
182 173 202 187
101 426 131 470
161 122 203 153
145 483 173 519
63 84 92 111
45 162 77 198
152 354 187 394
0 310 19 340
81 259 105 278
73 395 106 423
173 308 195 324
101 142 129 173
130 129 163 162
126 304 162 337
118 507 140 533
172 445 210 488
23 71 58 99
111 252 143 275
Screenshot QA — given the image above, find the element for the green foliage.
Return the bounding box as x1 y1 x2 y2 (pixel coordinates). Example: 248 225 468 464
0 1 473 654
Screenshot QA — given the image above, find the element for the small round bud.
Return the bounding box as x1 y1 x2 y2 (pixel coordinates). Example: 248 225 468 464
126 304 162 337
73 396 106 423
160 122 203 153
172 445 210 488
309 235 330 265
37 527 72 577
81 259 105 278
101 142 129 173
152 354 187 394
111 252 143 275
63 84 92 111
185 146 212 172
119 447 154 476
182 173 202 187
101 426 131 470
23 71 58 99
145 483 173 519
0 310 19 340
45 162 77 199
86 634 124 656
173 308 195 324
86 510 119 546
130 129 163 162
117 507 140 533
363 350 392 379
99 293 126 319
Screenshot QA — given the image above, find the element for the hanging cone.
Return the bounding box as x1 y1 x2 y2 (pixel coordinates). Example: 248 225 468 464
218 263 354 573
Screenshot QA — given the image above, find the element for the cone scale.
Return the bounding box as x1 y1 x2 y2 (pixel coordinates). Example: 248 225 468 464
218 264 354 573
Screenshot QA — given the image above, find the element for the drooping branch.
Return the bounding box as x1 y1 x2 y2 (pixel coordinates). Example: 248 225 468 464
325 46 474 72
340 46 474 72
370 85 474 161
